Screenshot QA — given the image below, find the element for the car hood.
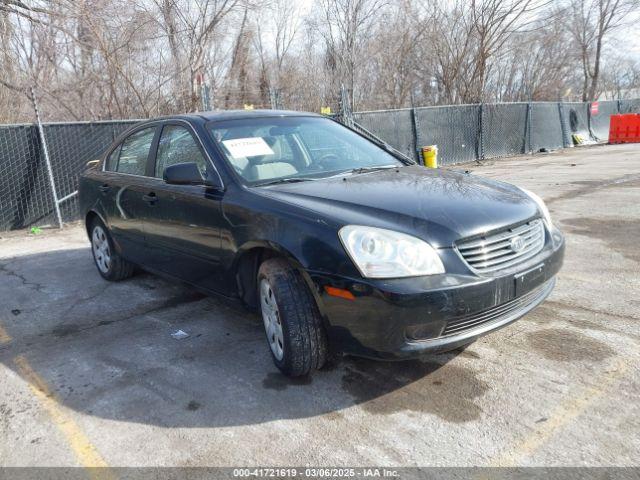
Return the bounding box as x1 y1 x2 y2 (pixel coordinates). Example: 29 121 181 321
257 166 540 247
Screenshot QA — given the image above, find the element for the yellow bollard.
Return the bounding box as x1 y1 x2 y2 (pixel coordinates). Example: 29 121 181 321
421 145 438 168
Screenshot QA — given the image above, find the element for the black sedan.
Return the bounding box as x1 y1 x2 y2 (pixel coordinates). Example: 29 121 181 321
79 110 564 377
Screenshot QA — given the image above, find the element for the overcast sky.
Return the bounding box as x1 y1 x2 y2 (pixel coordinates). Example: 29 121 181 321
618 22 640 60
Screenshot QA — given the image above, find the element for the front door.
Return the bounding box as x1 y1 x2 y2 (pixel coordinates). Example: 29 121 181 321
141 123 226 293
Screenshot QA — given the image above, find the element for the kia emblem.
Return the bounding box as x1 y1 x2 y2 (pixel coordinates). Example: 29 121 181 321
510 236 526 252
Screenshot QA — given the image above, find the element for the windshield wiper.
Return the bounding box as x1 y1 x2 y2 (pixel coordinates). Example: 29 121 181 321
255 177 318 187
349 165 398 175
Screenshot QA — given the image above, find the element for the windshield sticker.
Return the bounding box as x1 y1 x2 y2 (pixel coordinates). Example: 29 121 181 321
222 137 274 158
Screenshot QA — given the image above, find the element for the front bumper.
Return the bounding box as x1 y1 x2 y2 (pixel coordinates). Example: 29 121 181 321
310 227 565 359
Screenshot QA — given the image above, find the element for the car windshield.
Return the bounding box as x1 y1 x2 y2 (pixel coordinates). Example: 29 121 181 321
207 116 403 185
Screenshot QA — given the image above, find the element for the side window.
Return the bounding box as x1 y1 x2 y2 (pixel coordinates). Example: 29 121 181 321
104 144 121 171
116 127 156 176
155 125 208 178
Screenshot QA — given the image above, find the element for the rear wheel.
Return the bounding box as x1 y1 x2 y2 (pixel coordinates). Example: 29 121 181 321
90 218 135 281
258 258 328 377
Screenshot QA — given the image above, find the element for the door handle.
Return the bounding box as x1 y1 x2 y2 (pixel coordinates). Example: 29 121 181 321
98 184 110 193
142 192 158 205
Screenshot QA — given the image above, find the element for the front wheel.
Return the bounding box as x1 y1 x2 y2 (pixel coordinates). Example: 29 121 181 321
90 218 135 281
258 258 328 377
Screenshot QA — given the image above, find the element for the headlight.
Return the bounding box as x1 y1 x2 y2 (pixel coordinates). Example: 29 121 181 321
520 187 553 229
338 226 445 278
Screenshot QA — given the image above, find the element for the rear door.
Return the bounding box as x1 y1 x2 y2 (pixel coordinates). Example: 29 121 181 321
100 125 159 263
142 122 226 293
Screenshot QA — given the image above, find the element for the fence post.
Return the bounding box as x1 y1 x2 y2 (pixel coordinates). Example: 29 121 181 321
410 108 420 163
558 101 569 147
587 101 594 140
525 102 532 154
477 103 485 160
30 86 63 229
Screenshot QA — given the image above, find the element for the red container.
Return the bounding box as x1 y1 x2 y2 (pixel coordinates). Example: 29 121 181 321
609 114 640 144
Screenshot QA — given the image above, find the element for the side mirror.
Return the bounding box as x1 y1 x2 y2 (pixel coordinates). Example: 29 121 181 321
163 162 221 189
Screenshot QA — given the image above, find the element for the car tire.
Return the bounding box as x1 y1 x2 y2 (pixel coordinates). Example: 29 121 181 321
90 218 135 281
258 258 328 377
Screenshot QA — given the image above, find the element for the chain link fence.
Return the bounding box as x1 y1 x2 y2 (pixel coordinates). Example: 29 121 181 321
0 120 138 231
481 103 529 158
415 105 481 165
589 100 619 141
619 99 640 113
353 108 416 160
558 102 591 146
529 102 564 152
1 99 639 231
354 99 640 167
0 124 53 231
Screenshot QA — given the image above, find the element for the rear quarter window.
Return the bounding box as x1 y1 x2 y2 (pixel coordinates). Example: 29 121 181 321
104 144 121 171
115 127 156 176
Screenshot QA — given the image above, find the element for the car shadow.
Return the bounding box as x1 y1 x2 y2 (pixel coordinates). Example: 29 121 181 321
0 247 486 428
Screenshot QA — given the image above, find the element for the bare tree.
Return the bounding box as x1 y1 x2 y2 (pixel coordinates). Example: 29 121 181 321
224 5 255 107
1 0 639 123
150 0 244 111
250 0 303 108
489 8 574 101
599 54 640 99
354 1 412 108
411 0 549 104
465 0 549 102
311 0 388 109
566 0 638 101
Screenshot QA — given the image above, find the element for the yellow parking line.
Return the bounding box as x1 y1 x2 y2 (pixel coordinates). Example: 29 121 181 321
490 357 628 466
0 324 11 344
13 355 115 479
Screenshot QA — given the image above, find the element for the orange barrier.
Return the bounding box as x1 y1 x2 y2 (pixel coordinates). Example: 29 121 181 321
609 114 640 144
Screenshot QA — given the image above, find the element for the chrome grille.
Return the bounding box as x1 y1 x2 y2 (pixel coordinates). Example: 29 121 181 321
456 219 545 273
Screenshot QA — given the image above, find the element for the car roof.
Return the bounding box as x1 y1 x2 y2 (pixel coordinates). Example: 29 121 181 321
158 109 323 123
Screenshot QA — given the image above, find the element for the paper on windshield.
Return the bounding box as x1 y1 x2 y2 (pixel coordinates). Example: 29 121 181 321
222 137 274 158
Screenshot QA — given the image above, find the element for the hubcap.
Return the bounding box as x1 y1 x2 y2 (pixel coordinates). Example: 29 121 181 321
260 278 284 361
92 225 112 274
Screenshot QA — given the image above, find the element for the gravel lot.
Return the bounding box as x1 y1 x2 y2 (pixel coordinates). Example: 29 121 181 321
0 143 639 468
